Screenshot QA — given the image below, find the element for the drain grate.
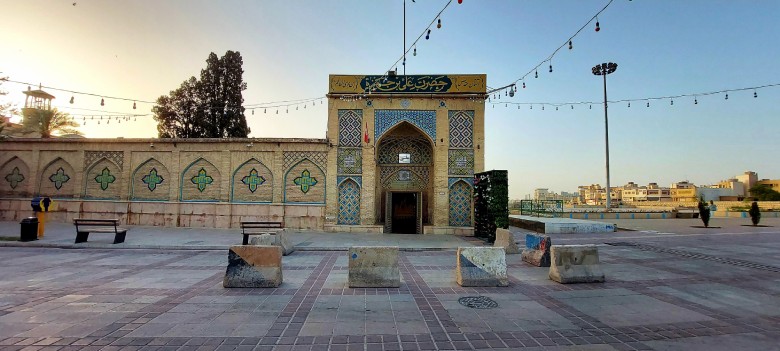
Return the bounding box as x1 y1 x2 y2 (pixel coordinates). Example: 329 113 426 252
605 242 780 273
458 296 498 309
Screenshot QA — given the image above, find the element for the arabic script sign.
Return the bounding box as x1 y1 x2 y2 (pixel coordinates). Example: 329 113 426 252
329 74 486 94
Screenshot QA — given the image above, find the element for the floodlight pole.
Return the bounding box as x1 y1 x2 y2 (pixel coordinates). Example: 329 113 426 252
592 62 618 211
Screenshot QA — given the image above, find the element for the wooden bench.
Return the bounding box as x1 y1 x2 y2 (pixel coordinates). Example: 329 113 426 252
73 218 128 244
241 221 283 245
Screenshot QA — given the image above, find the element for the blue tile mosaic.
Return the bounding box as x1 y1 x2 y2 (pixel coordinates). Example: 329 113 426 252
375 110 436 141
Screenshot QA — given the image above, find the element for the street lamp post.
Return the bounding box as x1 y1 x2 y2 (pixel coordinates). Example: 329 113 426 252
592 62 618 211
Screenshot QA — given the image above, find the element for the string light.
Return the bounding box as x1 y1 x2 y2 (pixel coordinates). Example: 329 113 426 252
69 96 74 104
426 29 431 40
487 83 779 110
100 98 105 106
694 97 698 105
725 93 729 100
496 0 615 95
437 18 442 29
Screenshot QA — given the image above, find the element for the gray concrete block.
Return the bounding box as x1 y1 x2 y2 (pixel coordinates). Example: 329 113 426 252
548 245 605 284
493 228 519 254
223 245 283 288
249 230 294 255
456 247 508 287
348 246 400 288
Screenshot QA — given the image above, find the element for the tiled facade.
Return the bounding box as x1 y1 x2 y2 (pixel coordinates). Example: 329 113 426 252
0 74 486 233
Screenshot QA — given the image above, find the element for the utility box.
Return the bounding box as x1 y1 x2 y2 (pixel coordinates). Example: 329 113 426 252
20 217 39 242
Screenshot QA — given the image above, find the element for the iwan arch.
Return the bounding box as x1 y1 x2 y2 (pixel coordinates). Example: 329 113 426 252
0 74 486 235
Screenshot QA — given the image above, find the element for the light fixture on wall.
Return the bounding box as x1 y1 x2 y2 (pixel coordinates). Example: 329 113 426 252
246 142 253 148
149 142 154 148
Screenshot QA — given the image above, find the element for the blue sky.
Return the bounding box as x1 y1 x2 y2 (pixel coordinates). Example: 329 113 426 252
1 0 778 199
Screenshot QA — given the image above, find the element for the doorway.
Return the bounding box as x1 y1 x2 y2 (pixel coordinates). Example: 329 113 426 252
391 192 417 234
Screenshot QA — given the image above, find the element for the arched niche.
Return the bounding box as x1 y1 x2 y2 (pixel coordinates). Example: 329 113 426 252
131 158 171 201
84 158 122 199
449 179 473 227
337 177 361 225
0 156 32 197
39 157 77 198
180 158 221 202
284 159 325 204
231 158 273 203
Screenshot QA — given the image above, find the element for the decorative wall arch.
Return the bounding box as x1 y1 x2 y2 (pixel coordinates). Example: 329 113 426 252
449 179 473 227
131 158 171 201
84 157 122 199
337 178 361 225
231 158 273 203
39 157 77 198
374 109 436 142
180 158 221 202
284 158 325 204
1 156 31 196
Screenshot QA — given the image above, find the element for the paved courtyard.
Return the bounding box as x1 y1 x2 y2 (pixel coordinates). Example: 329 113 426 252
0 218 778 350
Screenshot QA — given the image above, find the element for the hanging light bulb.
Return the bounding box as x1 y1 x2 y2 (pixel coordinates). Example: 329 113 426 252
549 64 553 73
69 96 74 104
522 82 526 89
671 99 674 105
628 102 631 108
595 19 600 32
555 106 558 111
437 18 441 29
133 101 136 109
100 98 105 106
530 105 533 109
413 47 417 56
505 90 508 96
426 29 431 40
534 70 538 78
509 88 514 97
276 109 279 114
458 0 462 4
252 109 255 115
647 101 650 107
725 93 729 100
568 40 573 50
589 104 592 109
542 105 545 110
694 97 698 105
754 91 758 98
571 105 574 109
517 105 520 109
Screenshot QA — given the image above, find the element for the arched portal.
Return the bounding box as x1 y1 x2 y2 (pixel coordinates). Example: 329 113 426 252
376 122 433 234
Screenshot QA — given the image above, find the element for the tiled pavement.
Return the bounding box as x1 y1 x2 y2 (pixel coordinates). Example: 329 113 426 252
1 222 779 351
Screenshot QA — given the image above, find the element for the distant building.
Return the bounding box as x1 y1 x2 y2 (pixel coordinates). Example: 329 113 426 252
670 181 697 202
534 188 578 203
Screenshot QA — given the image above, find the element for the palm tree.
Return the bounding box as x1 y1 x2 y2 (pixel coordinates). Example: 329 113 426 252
22 108 82 138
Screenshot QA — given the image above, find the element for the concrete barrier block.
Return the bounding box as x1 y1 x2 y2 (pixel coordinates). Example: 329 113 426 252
548 245 605 284
224 245 283 288
348 246 400 288
493 228 520 254
521 233 551 267
249 230 294 255
456 247 508 287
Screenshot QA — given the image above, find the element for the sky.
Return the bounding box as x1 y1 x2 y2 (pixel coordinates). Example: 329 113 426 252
1 0 779 200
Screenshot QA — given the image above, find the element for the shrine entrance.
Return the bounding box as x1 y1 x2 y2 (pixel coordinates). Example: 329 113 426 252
377 122 433 234
390 192 419 234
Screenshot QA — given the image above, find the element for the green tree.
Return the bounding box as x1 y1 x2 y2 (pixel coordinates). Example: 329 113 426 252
0 75 16 138
21 108 82 138
749 184 780 201
153 51 249 138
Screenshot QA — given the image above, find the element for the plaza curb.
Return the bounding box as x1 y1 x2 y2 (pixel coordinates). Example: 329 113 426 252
0 241 462 252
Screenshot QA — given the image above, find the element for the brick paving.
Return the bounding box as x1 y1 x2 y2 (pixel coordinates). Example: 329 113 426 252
0 219 779 350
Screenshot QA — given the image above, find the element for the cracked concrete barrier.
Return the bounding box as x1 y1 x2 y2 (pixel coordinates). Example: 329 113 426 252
224 245 283 288
521 233 552 267
548 245 605 284
348 246 400 288
249 230 294 256
456 247 508 287
493 228 520 254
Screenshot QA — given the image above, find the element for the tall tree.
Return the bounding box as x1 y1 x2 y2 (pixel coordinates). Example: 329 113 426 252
153 51 249 138
0 75 16 138
21 108 82 138
749 184 780 201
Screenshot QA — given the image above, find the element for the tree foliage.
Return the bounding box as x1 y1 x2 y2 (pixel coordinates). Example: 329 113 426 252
21 108 82 138
0 75 15 138
749 184 780 201
153 51 249 138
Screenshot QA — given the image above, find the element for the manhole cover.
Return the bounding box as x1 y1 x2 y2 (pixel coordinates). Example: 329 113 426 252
458 296 498 309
